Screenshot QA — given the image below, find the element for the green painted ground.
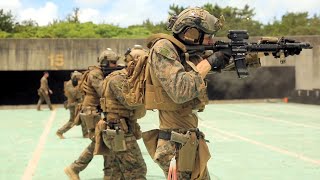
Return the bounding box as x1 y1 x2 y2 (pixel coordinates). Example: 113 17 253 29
1 103 320 180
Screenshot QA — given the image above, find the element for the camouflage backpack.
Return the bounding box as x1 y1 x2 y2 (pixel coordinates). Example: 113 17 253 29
123 46 149 106
125 34 190 106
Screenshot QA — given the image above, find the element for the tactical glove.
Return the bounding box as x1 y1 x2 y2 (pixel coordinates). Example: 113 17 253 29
206 51 231 72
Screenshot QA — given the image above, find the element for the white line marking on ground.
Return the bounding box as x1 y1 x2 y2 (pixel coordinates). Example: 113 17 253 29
215 108 320 130
22 110 57 180
233 104 320 118
200 122 320 166
256 103 320 115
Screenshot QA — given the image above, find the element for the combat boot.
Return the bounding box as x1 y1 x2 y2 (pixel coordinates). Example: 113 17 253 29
64 166 80 180
56 132 65 139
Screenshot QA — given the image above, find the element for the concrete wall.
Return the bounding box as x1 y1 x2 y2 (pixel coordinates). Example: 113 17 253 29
0 38 145 71
0 36 319 90
253 36 320 91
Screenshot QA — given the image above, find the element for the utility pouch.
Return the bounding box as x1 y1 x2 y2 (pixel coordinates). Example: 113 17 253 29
177 132 198 172
102 129 127 152
80 112 100 130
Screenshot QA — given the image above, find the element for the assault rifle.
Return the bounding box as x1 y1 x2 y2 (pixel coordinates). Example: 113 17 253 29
186 30 313 78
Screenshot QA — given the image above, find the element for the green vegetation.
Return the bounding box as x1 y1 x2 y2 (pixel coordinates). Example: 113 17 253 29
0 4 319 38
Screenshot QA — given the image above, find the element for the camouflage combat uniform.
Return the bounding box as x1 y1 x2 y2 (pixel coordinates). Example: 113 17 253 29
143 37 211 180
37 76 53 110
66 66 104 176
56 79 87 137
96 68 147 179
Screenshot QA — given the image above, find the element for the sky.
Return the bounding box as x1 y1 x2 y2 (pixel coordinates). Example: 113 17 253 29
1 0 320 27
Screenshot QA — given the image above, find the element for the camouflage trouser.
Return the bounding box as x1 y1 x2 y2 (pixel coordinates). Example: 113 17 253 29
37 91 52 110
154 139 210 180
103 135 147 180
70 140 94 173
57 106 88 136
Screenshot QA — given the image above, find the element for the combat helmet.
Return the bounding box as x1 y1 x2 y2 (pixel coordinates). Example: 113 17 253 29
167 7 224 45
70 71 82 86
124 45 148 77
98 48 119 64
70 70 82 80
98 48 119 76
124 45 148 63
168 7 224 35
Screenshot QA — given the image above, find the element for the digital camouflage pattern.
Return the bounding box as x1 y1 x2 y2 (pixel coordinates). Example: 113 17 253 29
150 38 205 129
107 69 132 109
64 80 83 107
98 48 119 62
82 67 104 106
98 69 147 179
103 137 147 179
70 141 95 174
57 80 87 137
151 39 204 104
154 139 210 180
147 37 211 179
170 7 223 35
66 67 104 178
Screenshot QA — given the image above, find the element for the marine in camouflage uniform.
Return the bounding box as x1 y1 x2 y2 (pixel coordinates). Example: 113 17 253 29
37 71 53 110
95 45 147 179
142 8 229 180
56 71 88 139
64 48 120 180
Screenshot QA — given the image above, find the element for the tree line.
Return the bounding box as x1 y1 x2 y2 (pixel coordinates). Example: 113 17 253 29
0 3 319 38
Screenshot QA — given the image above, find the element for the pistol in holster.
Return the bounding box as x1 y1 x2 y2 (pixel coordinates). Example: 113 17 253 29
107 118 129 133
102 127 127 152
170 131 199 172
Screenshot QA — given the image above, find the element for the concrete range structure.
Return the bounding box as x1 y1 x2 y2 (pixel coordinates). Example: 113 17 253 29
0 36 319 104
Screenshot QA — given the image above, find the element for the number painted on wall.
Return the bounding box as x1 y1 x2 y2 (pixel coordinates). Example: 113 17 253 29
48 54 64 69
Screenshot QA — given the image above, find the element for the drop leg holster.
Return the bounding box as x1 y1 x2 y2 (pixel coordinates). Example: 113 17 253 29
79 107 101 139
158 128 203 172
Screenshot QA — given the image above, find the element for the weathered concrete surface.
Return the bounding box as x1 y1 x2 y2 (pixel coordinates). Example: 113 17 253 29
0 36 318 71
0 38 145 71
0 36 318 91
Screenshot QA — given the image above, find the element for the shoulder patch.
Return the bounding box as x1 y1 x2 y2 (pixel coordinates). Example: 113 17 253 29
153 39 179 61
159 48 170 57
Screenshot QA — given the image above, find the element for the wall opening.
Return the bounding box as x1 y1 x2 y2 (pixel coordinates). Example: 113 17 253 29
0 70 84 105
0 67 296 105
207 67 296 100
